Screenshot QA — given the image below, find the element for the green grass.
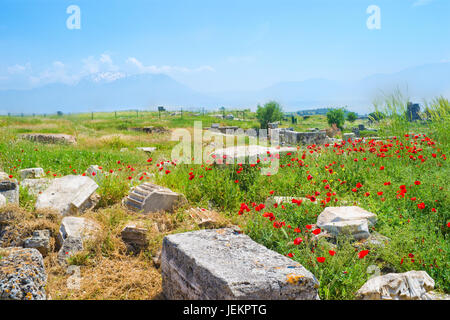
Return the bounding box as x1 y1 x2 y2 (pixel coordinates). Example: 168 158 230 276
1 101 448 300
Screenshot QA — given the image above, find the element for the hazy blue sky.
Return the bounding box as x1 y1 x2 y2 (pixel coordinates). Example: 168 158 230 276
1 0 449 92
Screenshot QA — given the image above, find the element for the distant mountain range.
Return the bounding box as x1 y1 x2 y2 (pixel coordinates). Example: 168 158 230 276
1 62 449 115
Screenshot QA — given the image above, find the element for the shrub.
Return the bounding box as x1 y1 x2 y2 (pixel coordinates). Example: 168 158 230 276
326 108 345 130
256 101 283 129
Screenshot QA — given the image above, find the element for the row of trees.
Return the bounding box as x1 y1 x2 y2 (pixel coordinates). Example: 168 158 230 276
256 101 359 130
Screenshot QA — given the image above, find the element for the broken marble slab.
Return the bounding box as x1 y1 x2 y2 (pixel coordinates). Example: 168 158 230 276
35 175 99 216
161 228 320 300
356 271 436 300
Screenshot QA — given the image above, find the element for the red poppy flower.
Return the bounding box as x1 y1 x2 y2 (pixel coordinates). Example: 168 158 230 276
328 250 336 256
8 175 13 179
358 250 369 259
316 257 325 263
305 225 312 230
414 181 421 185
417 202 425 210
312 228 321 235
287 253 294 258
293 237 303 245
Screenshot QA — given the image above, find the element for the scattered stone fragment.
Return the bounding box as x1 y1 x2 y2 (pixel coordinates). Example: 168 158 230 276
21 133 76 145
124 182 187 214
316 206 377 240
121 223 148 253
19 168 45 180
136 147 157 153
57 216 100 264
35 175 99 216
0 247 47 300
161 228 320 300
23 230 51 256
356 271 436 300
427 291 450 300
342 132 356 140
187 207 224 228
0 179 19 204
21 178 52 196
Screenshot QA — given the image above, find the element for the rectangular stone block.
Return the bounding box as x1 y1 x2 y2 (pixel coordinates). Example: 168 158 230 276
162 228 319 300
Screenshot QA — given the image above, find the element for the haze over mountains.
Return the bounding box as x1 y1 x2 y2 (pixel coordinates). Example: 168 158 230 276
1 62 449 115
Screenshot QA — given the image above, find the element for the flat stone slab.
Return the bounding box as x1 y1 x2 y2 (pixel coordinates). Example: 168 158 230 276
162 228 319 300
35 175 99 215
210 145 297 162
19 168 45 180
136 147 157 153
0 194 5 207
124 182 186 214
0 247 47 300
21 133 76 144
0 180 19 204
356 271 436 300
316 206 377 240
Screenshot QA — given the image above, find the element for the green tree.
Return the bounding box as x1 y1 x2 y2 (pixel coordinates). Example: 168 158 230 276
346 111 357 122
326 108 345 130
256 101 283 129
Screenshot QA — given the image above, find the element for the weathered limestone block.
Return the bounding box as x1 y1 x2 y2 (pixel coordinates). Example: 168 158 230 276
19 168 45 180
0 247 47 300
124 182 187 214
343 132 356 140
121 223 148 253
284 131 327 145
356 271 436 300
21 133 76 145
23 230 51 256
21 178 52 196
162 228 320 300
35 175 99 216
316 206 377 240
57 216 100 264
0 180 19 204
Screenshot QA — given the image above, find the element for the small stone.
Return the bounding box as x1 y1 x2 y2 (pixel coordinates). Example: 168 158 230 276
121 223 148 253
23 230 51 256
21 133 76 145
0 179 19 204
136 147 157 153
188 207 224 228
19 168 45 180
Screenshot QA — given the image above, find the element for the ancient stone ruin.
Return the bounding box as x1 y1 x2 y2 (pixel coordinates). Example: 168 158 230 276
128 126 168 134
210 145 297 163
124 182 187 214
316 206 377 240
356 270 443 300
19 167 45 180
35 175 99 216
161 228 320 300
21 133 76 145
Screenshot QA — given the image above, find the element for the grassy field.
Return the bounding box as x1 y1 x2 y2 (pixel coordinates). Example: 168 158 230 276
0 99 448 300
